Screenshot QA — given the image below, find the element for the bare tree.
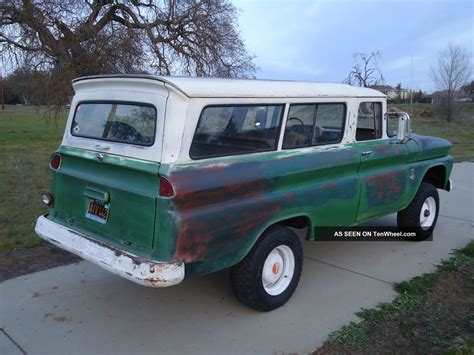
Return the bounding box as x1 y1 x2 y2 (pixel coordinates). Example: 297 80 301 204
344 52 384 87
430 43 472 121
0 0 256 106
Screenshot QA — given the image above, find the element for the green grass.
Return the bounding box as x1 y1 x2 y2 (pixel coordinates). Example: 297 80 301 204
0 103 473 252
0 105 67 252
327 241 474 349
389 102 474 162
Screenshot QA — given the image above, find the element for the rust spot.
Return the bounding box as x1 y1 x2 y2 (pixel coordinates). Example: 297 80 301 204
324 182 337 190
130 255 142 266
286 192 296 202
373 144 390 153
366 170 404 206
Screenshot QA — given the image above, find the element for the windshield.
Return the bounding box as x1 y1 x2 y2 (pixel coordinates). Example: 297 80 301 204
71 102 157 146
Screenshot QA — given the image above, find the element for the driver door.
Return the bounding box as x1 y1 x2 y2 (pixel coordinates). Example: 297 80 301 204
352 102 409 222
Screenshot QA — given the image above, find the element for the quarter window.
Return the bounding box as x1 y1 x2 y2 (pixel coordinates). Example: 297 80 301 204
356 102 382 141
282 103 345 149
190 105 284 159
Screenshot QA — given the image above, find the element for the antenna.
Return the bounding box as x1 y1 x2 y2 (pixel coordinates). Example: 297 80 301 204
410 54 413 115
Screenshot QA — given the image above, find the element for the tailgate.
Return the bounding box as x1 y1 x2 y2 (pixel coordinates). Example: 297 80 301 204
49 147 160 253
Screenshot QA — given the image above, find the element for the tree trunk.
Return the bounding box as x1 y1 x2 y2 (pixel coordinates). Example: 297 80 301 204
21 93 29 105
447 95 452 122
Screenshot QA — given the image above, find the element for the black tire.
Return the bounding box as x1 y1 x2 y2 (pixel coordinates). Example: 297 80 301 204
230 225 303 312
397 182 440 241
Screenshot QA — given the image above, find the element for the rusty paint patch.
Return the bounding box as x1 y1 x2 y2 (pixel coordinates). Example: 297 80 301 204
365 170 405 206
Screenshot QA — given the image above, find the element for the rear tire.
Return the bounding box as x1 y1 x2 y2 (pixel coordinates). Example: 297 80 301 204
397 182 439 241
230 225 303 312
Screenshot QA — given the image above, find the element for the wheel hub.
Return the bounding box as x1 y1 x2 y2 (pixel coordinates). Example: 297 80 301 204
420 196 436 230
272 262 281 275
262 253 283 284
261 245 295 296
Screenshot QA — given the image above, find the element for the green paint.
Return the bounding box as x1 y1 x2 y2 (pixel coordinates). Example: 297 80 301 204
46 134 452 280
48 147 160 258
59 146 160 174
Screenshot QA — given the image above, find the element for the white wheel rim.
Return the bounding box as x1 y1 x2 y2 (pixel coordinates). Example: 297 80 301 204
262 245 295 296
420 196 436 230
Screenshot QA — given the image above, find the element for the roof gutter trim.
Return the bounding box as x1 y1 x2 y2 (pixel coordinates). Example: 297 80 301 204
71 74 386 99
72 74 190 97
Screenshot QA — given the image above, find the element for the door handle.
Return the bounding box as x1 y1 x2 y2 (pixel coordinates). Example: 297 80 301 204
94 144 110 151
361 150 373 156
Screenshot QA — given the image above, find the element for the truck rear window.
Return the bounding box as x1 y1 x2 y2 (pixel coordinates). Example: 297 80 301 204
71 102 157 146
190 105 284 159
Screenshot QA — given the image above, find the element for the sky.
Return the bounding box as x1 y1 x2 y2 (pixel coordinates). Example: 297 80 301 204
233 0 473 92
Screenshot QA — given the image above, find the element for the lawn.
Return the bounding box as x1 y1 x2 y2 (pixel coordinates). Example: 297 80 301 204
0 103 473 253
314 242 474 354
0 106 67 252
389 102 474 162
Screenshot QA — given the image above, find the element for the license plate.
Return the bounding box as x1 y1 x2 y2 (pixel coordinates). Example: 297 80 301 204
86 199 110 224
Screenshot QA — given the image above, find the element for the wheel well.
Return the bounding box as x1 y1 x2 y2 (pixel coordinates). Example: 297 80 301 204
275 216 311 239
422 165 446 189
236 215 311 266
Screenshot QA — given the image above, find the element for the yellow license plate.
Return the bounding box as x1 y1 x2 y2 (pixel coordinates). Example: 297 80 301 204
86 199 110 224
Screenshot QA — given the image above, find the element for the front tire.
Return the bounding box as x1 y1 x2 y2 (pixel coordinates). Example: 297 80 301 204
230 225 303 312
397 182 439 241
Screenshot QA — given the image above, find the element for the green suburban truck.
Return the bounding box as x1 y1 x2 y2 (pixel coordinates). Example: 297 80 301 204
35 75 453 311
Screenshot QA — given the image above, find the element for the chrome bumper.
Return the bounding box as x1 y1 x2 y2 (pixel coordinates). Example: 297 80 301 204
35 215 184 287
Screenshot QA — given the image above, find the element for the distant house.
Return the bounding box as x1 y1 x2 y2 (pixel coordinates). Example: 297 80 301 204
369 85 408 100
430 90 462 104
460 81 474 96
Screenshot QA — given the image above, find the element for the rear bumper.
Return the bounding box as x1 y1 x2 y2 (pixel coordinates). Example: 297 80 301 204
35 215 184 288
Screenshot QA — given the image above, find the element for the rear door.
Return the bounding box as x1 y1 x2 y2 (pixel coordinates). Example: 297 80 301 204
50 79 168 254
281 102 361 226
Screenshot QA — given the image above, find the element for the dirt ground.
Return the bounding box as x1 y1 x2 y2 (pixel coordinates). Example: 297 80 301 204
0 244 81 282
314 260 474 355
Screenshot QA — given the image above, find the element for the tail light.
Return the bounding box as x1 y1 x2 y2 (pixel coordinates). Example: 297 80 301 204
50 154 61 170
159 176 175 197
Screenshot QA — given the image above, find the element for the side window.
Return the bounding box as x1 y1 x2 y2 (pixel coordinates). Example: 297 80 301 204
190 105 284 159
283 103 345 149
313 104 345 145
356 102 382 141
283 104 315 148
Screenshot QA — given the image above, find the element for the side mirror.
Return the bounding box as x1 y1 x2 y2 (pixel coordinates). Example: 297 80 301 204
387 111 411 143
397 112 411 143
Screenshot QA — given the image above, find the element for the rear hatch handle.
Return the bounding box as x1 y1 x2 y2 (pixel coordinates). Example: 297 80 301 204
94 144 110 151
84 186 110 202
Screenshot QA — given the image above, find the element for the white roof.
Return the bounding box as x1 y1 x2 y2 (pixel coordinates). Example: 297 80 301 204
73 75 385 99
